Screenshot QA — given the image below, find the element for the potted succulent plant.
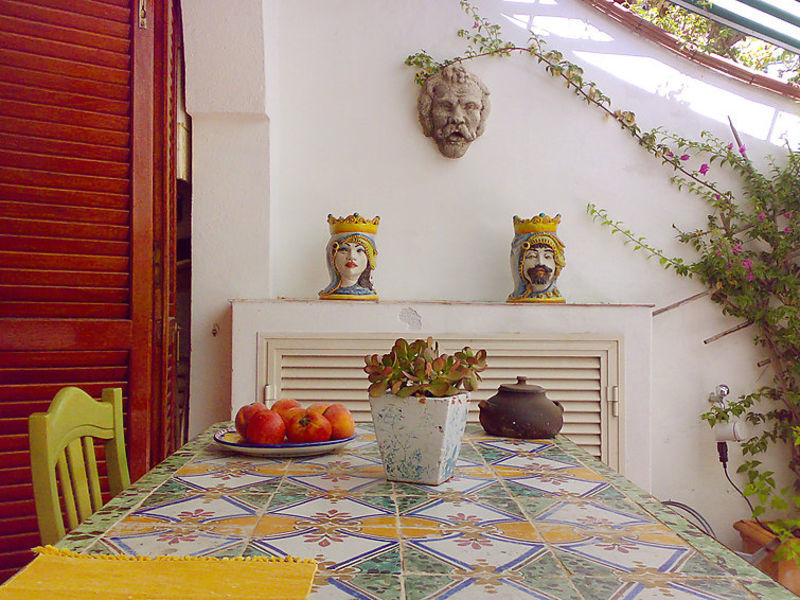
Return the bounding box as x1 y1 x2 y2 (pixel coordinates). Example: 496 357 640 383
363 337 487 485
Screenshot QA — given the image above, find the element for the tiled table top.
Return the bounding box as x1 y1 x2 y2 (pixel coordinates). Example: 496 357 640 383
59 423 796 600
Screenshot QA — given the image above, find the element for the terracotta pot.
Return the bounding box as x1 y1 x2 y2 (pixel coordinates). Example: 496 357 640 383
478 376 564 439
734 519 800 594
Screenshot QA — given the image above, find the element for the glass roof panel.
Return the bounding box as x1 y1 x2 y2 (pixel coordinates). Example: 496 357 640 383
670 0 800 54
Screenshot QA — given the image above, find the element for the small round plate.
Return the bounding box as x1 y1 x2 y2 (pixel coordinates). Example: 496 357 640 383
213 427 356 457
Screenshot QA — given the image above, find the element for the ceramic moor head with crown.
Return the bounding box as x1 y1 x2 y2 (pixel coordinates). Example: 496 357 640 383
507 214 566 303
319 213 380 301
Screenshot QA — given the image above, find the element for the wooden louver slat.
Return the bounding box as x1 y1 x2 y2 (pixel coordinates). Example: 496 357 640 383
0 268 129 287
0 200 129 224
0 2 130 39
0 48 130 85
22 0 131 23
1 251 129 273
0 235 129 256
0 30 130 69
0 166 130 193
0 82 131 117
0 14 130 54
0 184 129 209
0 65 130 101
0 116 130 147
0 99 130 131
0 285 129 303
0 215 130 239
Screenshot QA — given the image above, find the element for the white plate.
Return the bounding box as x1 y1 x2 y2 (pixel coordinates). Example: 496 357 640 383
213 428 356 457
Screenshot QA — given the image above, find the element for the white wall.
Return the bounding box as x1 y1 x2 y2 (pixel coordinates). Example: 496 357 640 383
182 0 799 547
182 0 276 432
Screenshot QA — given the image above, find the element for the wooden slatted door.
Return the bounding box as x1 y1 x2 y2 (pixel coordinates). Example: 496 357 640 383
0 0 178 582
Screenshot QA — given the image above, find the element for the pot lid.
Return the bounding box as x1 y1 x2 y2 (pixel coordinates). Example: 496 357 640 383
498 376 546 394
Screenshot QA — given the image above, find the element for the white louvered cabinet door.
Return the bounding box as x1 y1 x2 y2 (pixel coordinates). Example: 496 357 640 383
258 335 621 469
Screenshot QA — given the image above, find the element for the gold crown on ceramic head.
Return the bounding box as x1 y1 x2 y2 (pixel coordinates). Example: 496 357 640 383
513 213 561 234
328 213 380 234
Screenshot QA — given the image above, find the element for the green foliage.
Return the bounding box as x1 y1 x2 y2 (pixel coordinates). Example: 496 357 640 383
363 337 488 398
593 130 800 559
405 0 800 562
623 0 799 83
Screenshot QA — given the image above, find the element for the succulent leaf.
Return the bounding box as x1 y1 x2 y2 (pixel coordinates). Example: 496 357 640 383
368 380 389 398
363 338 488 398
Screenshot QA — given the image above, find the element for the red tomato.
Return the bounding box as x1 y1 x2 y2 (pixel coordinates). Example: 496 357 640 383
286 411 332 443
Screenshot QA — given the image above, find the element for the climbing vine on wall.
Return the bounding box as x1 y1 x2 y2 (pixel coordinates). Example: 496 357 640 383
407 0 800 560
406 0 732 217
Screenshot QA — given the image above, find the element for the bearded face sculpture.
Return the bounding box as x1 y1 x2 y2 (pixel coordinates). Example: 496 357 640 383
417 64 490 159
507 214 566 303
521 244 557 293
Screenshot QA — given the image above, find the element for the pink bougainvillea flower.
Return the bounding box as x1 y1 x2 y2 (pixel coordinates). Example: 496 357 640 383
742 259 753 271
699 163 709 174
714 249 722 255
733 243 743 253
726 263 732 269
746 272 755 281
739 144 747 154
726 143 734 150
758 213 766 222
713 194 720 200
785 226 792 234
665 151 673 157
680 154 690 161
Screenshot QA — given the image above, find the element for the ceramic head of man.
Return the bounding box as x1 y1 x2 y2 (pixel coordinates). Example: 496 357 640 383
417 63 490 159
521 242 558 293
507 214 566 303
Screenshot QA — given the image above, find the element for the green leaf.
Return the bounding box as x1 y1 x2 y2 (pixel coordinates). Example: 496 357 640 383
368 380 388 398
428 379 451 396
397 385 417 398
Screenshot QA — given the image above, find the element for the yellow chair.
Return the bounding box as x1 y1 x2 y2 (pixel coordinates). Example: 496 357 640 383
29 387 131 545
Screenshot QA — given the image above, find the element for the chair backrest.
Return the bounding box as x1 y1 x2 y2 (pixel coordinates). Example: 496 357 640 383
29 387 131 545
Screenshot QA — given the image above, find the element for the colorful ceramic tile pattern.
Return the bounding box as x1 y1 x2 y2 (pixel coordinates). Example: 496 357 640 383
58 423 798 600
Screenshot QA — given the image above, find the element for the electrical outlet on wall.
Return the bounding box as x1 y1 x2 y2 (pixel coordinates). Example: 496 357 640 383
708 384 747 441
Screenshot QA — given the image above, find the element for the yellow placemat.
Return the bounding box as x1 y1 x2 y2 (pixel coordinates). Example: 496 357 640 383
0 546 317 600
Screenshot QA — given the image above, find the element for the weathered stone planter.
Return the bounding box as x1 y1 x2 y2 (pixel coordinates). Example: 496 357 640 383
369 392 469 485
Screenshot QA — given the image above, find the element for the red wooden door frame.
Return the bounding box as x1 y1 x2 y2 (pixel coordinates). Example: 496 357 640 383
129 0 155 479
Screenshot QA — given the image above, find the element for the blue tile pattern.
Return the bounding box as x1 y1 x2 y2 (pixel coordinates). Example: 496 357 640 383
58 423 797 599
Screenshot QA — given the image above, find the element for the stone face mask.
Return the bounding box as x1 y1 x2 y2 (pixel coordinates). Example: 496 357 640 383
417 64 490 159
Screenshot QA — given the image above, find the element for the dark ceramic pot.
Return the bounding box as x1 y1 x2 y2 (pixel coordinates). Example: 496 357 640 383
478 376 564 439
